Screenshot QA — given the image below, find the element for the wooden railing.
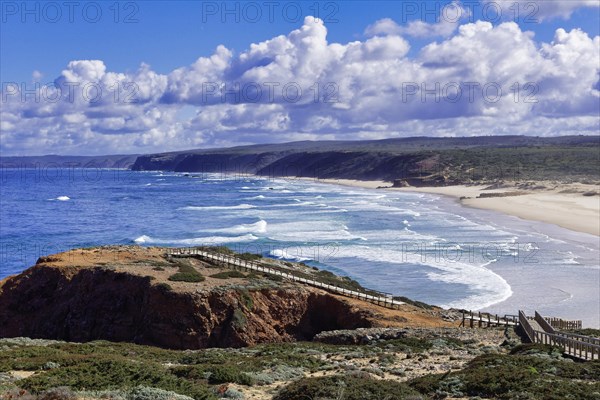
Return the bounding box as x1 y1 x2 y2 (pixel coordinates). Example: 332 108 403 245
551 331 600 346
519 310 599 361
534 311 556 334
544 316 583 331
461 311 518 328
519 310 535 342
166 247 405 310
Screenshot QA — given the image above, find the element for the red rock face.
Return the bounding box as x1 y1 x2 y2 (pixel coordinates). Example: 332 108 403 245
0 264 373 349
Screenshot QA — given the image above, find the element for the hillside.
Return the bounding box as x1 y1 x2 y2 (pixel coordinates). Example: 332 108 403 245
0 154 139 169
0 246 452 350
1 246 599 399
3 136 598 185
130 136 600 185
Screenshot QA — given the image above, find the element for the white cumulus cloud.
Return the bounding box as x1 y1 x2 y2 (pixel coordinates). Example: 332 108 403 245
1 15 598 155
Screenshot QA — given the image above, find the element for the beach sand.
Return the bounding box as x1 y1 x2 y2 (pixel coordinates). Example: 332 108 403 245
287 177 600 327
297 178 599 236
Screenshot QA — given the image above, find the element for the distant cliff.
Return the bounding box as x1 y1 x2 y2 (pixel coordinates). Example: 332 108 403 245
0 154 139 169
131 135 600 184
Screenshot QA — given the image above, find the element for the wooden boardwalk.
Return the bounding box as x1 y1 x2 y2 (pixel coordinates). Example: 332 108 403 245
519 310 600 361
461 311 518 328
166 248 405 310
461 310 599 361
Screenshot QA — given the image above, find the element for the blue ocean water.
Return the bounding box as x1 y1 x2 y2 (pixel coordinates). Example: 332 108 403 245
1 168 599 326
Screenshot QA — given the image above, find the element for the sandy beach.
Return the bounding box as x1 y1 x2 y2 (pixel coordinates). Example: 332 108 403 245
297 178 600 237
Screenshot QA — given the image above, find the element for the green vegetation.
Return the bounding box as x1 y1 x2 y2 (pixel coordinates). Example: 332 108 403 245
209 270 246 279
573 329 600 338
237 253 262 261
155 283 172 292
197 246 234 255
237 289 254 310
375 337 434 353
2 329 599 400
168 260 204 283
274 374 422 400
410 350 600 399
393 296 433 310
131 135 600 185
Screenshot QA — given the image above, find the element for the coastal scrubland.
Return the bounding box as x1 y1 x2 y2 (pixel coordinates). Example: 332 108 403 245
1 246 599 399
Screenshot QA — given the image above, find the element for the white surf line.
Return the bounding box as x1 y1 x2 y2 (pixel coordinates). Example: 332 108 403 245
166 248 405 309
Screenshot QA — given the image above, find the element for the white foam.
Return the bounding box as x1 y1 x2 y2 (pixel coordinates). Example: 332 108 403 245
179 204 257 211
201 220 268 234
334 245 513 310
48 196 70 201
270 249 312 262
245 195 266 200
134 234 258 245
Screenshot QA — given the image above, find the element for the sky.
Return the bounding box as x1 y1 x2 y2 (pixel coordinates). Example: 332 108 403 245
1 0 599 156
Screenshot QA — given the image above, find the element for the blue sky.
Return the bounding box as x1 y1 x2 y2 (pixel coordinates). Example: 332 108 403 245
2 0 599 82
1 1 599 155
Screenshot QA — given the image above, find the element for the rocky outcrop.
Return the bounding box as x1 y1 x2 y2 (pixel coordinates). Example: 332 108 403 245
0 261 373 350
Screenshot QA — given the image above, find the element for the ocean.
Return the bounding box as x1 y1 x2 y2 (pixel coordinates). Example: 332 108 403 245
1 168 598 326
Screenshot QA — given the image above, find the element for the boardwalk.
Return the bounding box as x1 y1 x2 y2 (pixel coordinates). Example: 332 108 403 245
461 311 518 328
166 248 405 310
519 310 600 361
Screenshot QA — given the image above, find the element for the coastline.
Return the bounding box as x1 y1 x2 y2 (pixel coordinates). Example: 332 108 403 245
288 177 599 327
291 178 600 237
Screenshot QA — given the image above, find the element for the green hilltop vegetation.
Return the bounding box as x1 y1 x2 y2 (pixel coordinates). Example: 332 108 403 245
1 334 599 399
129 135 600 184
2 136 598 185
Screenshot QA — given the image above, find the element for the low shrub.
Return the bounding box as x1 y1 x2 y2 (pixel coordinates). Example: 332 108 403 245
207 366 254 386
210 271 246 279
409 353 600 399
155 283 173 292
168 273 205 283
573 328 600 338
168 261 204 283
237 253 262 261
18 358 215 399
274 375 422 400
128 386 195 400
392 296 433 310
38 387 77 400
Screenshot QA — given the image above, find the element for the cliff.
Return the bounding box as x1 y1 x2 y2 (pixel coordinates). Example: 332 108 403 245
130 135 600 184
0 246 449 349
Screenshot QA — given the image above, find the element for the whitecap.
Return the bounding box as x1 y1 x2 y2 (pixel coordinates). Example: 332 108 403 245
179 204 257 211
270 249 312 262
200 220 268 234
48 196 70 201
134 234 258 245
